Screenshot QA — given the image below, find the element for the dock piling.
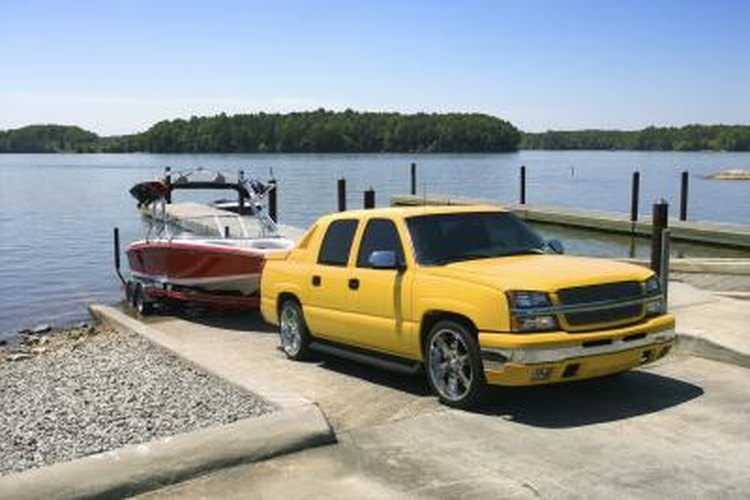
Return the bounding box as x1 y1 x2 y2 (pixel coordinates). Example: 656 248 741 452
268 179 278 222
520 166 527 205
630 171 640 225
650 199 669 275
410 163 417 196
680 171 689 221
337 178 347 212
364 188 376 209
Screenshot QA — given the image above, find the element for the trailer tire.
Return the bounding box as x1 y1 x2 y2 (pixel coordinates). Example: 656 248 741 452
125 281 135 308
134 284 153 316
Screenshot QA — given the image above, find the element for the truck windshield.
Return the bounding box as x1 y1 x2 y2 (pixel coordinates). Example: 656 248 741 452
406 212 547 265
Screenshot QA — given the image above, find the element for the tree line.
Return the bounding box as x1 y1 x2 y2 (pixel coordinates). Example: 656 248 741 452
3 113 750 153
0 125 99 153
0 110 521 153
521 125 750 151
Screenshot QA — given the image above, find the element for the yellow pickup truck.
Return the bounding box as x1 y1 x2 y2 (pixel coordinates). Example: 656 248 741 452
261 205 675 408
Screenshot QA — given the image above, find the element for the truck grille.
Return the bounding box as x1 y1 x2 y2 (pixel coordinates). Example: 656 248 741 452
557 281 645 330
558 281 643 305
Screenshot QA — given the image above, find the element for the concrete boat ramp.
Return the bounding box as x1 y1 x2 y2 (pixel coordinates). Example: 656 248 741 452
128 283 750 498
6 278 744 499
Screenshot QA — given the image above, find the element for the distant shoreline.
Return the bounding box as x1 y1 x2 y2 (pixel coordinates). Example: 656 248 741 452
2 112 750 153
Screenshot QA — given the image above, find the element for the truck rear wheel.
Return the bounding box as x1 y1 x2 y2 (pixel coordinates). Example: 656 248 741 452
426 320 486 409
279 299 311 361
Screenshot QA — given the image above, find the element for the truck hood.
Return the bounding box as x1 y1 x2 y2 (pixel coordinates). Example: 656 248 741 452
422 255 653 292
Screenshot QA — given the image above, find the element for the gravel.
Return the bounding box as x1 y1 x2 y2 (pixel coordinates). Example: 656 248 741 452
0 325 274 476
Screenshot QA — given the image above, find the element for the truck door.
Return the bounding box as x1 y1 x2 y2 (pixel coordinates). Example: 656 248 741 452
304 218 359 341
346 218 415 357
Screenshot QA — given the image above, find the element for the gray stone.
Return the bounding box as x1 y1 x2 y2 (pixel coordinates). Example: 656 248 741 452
7 353 31 362
30 324 51 335
0 327 273 476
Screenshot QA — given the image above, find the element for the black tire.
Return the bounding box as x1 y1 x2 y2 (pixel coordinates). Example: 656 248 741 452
425 320 486 409
134 284 153 316
125 281 135 307
278 299 311 361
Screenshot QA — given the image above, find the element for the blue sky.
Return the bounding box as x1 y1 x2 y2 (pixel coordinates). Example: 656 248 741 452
1 0 748 135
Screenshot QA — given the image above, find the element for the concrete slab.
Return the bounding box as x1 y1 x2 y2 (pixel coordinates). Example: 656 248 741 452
141 356 750 499
0 405 330 500
93 306 442 432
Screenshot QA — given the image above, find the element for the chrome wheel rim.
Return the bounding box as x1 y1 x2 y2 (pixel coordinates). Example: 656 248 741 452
279 304 302 355
428 328 473 402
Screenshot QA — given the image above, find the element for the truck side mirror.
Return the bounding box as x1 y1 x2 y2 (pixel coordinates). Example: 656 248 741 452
368 250 400 270
547 239 564 254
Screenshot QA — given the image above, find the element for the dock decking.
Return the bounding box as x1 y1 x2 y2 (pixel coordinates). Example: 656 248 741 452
391 194 750 249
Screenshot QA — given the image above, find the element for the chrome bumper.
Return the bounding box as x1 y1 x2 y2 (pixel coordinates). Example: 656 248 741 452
481 329 676 367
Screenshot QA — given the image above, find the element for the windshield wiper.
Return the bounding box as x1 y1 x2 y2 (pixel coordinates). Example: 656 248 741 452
431 253 496 265
498 248 546 257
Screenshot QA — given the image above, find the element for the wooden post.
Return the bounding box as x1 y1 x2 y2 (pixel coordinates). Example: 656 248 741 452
364 188 375 209
268 179 278 222
679 171 689 221
650 199 669 275
520 165 527 205
337 178 347 212
410 162 417 195
630 171 640 223
164 166 172 204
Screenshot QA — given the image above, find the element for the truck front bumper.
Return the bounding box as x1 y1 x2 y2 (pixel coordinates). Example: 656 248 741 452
478 315 676 386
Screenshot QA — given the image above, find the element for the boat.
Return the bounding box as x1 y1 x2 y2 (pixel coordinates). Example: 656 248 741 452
123 168 295 312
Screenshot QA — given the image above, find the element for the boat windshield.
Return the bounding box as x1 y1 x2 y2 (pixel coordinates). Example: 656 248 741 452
405 211 547 266
164 213 267 240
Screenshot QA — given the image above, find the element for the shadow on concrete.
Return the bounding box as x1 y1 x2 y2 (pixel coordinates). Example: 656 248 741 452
475 369 704 428
307 352 434 397
140 304 275 334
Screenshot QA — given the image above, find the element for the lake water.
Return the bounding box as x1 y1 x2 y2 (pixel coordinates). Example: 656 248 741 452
1 151 748 338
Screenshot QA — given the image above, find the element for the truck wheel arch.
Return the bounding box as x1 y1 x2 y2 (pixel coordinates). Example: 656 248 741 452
420 311 478 357
277 292 301 315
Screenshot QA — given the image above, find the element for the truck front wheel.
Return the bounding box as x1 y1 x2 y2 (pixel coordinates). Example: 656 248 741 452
279 299 311 361
426 320 486 409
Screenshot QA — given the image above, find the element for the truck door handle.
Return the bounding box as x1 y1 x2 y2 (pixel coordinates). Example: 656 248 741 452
348 278 360 290
312 275 321 287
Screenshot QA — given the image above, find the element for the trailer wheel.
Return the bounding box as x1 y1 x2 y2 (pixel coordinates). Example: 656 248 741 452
134 284 153 316
125 281 135 307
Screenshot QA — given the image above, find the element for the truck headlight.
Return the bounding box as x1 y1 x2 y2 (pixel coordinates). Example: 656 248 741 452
508 291 552 309
645 299 665 316
507 291 559 332
644 275 661 296
643 275 664 316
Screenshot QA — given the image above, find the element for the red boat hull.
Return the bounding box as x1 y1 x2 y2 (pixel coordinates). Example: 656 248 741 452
126 240 266 296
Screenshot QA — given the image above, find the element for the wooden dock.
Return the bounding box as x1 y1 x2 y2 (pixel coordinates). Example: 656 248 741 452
391 195 750 250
